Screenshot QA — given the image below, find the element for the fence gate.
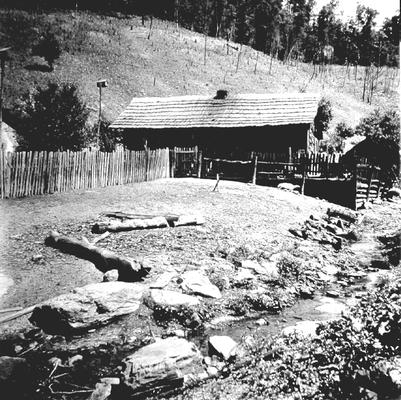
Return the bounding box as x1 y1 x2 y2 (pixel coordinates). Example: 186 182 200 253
170 147 199 177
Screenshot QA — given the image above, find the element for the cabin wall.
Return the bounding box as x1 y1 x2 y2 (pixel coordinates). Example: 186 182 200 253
122 124 312 155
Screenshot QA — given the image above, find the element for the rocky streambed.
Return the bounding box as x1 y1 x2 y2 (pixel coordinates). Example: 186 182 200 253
0 197 400 400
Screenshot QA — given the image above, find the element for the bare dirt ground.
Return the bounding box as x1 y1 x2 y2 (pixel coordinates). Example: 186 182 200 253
0 178 400 399
0 177 330 310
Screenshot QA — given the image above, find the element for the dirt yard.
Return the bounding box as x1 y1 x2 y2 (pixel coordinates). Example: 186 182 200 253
0 178 400 400
0 177 332 310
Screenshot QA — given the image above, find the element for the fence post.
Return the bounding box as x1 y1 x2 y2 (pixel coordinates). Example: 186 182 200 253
366 165 373 203
197 149 203 178
288 147 292 163
252 153 258 185
300 156 306 195
170 147 176 178
145 146 150 182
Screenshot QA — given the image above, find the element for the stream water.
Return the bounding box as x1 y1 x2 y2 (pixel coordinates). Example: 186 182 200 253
193 232 389 352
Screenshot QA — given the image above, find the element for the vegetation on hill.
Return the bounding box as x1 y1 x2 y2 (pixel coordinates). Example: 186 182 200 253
0 9 398 132
1 0 399 68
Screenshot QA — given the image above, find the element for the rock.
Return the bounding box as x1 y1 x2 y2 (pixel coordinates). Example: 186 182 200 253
144 289 200 309
209 335 238 360
100 377 120 385
300 286 314 299
282 321 319 338
256 318 267 326
259 260 280 280
31 254 43 262
103 269 119 282
207 366 219 376
88 382 112 400
326 290 340 298
122 337 202 394
30 282 147 335
174 329 186 338
278 183 300 192
203 356 212 365
234 268 255 281
150 272 176 289
181 271 221 299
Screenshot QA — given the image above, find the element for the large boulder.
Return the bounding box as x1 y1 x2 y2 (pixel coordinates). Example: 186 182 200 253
181 271 221 299
122 337 202 395
30 282 147 335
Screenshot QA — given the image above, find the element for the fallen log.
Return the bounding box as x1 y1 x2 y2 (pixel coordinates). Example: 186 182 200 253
93 214 205 232
0 305 36 324
45 231 149 282
92 216 169 234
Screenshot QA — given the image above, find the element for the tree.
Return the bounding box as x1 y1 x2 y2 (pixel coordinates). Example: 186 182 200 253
96 119 123 151
32 29 61 71
15 82 91 151
354 109 400 183
313 98 333 140
335 122 354 139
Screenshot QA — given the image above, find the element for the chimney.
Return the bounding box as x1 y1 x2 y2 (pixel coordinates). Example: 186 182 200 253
214 90 228 100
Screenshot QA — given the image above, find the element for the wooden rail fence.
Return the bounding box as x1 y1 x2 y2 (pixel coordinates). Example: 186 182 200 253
0 148 170 198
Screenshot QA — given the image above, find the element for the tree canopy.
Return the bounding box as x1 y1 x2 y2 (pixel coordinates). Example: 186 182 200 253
15 82 91 151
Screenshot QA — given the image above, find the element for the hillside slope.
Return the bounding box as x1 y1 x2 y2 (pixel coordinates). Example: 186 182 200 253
1 9 399 131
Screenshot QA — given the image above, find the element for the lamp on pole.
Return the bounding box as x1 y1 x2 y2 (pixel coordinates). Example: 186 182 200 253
0 47 11 136
96 79 108 136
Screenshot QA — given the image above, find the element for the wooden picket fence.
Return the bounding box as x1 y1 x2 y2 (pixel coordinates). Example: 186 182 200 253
354 164 382 210
0 148 170 198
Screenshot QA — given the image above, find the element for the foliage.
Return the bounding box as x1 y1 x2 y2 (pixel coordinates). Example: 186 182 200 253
313 98 333 140
219 277 401 400
334 122 354 139
32 29 62 71
2 0 398 67
95 118 123 152
15 82 91 151
354 109 400 182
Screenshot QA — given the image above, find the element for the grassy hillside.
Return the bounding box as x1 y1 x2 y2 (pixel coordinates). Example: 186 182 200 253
1 9 399 132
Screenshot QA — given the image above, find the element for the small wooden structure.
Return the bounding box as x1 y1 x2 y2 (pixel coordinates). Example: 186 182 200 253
110 91 321 155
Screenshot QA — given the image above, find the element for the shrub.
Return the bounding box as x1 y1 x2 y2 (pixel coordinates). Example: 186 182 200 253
95 119 123 152
15 82 91 151
335 122 354 139
314 98 333 140
354 109 400 184
32 29 62 71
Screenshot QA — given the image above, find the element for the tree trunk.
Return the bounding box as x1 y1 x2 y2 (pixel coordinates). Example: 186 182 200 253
45 231 150 281
92 216 169 233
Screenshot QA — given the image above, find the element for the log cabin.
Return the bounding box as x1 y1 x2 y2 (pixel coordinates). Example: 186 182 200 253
110 91 321 157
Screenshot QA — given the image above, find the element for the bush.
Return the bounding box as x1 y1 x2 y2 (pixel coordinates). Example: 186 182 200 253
314 98 333 140
355 109 400 183
335 122 354 139
15 82 91 151
95 119 123 151
32 29 62 71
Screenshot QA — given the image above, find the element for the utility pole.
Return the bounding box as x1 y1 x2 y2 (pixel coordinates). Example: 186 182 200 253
0 47 11 137
96 79 107 136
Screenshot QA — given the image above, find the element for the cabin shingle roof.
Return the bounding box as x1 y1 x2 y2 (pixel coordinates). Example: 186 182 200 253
110 92 320 130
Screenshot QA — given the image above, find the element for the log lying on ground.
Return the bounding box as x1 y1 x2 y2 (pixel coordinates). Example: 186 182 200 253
30 282 147 335
93 213 205 233
92 217 169 234
45 231 149 282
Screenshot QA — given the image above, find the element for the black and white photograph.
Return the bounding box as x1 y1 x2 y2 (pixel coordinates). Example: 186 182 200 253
0 0 399 399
